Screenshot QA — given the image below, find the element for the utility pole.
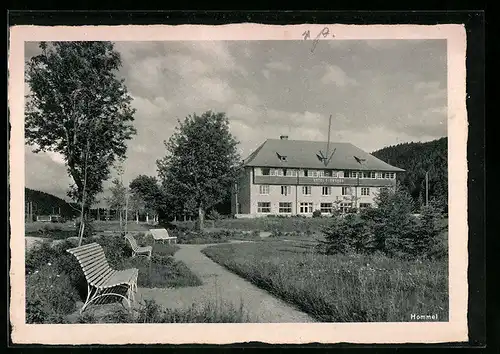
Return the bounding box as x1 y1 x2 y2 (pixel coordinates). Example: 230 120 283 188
234 182 239 215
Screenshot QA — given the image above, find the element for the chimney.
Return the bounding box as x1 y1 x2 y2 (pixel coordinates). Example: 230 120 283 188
280 135 288 140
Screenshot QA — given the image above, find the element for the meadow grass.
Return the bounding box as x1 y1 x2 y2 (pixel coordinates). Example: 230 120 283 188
75 298 251 323
202 241 448 322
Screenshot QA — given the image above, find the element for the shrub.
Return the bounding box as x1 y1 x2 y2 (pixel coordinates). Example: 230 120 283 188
415 202 448 259
26 264 79 323
26 241 60 275
90 235 130 268
169 229 227 244
152 243 180 257
74 220 95 239
318 214 376 254
312 210 322 218
320 185 447 260
207 209 222 221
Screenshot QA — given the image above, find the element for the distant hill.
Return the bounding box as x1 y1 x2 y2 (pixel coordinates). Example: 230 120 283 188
25 188 79 219
372 137 448 210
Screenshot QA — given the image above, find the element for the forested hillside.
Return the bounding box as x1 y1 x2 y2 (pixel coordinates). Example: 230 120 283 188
372 137 448 211
25 188 78 219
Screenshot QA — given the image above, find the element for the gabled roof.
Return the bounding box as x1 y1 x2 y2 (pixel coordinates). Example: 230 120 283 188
243 139 405 172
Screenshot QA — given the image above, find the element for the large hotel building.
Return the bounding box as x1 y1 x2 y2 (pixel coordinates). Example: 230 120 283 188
232 136 405 217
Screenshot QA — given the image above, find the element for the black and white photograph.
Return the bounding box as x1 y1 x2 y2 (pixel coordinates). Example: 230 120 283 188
9 24 468 344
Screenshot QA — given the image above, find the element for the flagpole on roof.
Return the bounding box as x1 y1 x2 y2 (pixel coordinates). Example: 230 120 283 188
325 114 332 167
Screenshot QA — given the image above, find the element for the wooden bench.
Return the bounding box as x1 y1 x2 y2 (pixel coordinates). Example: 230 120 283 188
67 242 139 314
125 233 153 259
149 228 177 244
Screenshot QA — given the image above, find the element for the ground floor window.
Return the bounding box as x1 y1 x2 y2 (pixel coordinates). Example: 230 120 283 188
320 203 333 213
279 202 292 213
257 202 271 213
299 202 313 213
340 202 352 213
359 203 371 209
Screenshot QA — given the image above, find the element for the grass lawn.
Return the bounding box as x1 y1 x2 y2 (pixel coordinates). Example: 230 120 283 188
202 241 448 322
172 217 337 234
95 236 202 289
120 255 202 289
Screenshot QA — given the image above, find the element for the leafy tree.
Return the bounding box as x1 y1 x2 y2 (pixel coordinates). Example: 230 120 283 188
129 175 162 223
128 191 145 223
156 111 241 230
107 176 127 232
25 41 136 244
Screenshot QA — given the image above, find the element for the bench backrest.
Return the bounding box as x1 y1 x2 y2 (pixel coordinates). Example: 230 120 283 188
124 233 140 251
150 228 170 239
67 242 114 287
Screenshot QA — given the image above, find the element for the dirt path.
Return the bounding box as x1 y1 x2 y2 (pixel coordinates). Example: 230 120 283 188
137 242 315 323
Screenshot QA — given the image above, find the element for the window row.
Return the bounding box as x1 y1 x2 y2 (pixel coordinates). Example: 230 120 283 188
257 202 373 214
258 168 396 179
259 185 372 196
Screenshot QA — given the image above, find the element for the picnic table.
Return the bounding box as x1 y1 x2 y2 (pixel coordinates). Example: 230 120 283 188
149 228 177 244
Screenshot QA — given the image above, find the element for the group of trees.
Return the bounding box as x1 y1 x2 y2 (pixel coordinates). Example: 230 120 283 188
25 41 242 242
106 168 162 231
318 185 448 260
372 138 448 211
25 188 79 220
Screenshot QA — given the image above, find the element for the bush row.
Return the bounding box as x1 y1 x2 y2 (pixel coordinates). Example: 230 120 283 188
318 187 447 260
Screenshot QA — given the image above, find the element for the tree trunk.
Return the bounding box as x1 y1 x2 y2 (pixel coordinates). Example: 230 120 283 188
136 211 139 224
146 213 149 223
197 206 205 231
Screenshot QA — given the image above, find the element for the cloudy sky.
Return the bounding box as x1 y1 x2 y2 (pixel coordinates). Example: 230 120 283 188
24 39 447 202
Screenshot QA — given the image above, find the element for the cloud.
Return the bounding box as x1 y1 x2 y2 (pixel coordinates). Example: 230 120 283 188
46 151 66 165
265 61 292 72
24 40 447 199
181 77 236 105
179 41 248 77
320 65 358 87
414 80 447 101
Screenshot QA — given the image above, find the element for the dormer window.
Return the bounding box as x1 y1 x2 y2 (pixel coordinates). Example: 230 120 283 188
276 152 287 161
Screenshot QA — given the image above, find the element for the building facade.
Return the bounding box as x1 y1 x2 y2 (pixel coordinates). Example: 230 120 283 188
232 136 405 217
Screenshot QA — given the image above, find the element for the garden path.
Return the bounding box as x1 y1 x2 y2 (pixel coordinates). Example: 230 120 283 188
136 242 316 323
